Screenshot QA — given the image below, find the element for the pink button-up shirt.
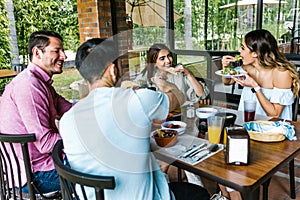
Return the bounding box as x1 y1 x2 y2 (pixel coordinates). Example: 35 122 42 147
0 63 72 185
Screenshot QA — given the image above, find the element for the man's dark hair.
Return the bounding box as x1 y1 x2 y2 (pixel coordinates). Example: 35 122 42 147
28 30 63 61
75 38 119 84
75 38 107 71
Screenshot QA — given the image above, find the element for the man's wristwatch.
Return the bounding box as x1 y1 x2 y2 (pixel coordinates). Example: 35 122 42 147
251 86 261 93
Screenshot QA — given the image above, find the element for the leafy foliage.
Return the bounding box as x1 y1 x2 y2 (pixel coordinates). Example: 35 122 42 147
13 0 80 63
0 0 13 92
173 0 292 50
0 0 11 69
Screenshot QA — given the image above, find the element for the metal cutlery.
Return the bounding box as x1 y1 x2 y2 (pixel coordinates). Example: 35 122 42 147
179 143 207 158
194 144 219 161
188 147 209 157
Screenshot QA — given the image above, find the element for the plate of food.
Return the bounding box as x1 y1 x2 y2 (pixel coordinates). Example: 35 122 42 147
215 55 246 78
215 67 247 78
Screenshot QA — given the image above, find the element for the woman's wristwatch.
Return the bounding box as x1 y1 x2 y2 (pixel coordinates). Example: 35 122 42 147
251 86 261 93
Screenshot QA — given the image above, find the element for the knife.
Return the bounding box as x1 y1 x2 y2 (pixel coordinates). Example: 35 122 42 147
180 143 207 158
188 147 208 158
195 144 219 161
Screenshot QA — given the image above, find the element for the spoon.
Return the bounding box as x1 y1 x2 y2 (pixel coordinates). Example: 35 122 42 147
194 144 219 161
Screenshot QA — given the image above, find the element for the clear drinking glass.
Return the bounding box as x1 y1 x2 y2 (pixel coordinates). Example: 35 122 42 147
207 116 224 144
244 100 256 122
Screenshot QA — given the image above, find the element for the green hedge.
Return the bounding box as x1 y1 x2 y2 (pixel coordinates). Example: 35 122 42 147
0 0 13 93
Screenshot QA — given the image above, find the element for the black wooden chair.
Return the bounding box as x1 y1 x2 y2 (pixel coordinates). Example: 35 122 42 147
291 37 300 54
52 140 115 200
262 93 299 200
0 133 61 200
288 92 299 199
197 77 215 105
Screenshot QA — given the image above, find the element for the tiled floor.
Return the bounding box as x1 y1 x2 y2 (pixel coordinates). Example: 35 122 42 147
263 156 300 200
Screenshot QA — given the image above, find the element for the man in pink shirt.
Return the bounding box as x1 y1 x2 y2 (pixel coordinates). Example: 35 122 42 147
0 30 72 194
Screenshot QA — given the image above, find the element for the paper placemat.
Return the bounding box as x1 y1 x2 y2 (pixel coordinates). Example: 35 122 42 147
151 134 224 165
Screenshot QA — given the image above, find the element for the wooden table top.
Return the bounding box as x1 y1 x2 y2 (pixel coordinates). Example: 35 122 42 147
0 69 18 79
152 107 300 199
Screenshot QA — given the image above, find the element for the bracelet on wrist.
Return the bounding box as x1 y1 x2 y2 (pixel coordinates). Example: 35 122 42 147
251 86 261 93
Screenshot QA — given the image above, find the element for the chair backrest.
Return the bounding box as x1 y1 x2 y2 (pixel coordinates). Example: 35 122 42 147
0 133 36 200
196 77 215 105
292 93 299 121
291 37 300 54
0 133 61 200
52 140 115 200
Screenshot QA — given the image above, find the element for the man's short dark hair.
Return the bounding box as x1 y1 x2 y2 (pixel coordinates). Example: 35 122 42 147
75 38 119 84
75 38 107 71
28 30 63 61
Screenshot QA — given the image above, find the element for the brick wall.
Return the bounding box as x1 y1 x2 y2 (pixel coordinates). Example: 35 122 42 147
76 0 130 74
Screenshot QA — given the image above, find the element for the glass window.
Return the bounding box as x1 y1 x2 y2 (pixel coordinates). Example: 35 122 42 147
172 0 298 51
125 0 168 49
124 0 300 78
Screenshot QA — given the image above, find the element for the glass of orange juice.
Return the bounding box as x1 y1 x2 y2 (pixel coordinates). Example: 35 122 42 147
207 116 224 144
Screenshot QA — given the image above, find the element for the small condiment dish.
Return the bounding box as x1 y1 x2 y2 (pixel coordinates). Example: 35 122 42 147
161 121 187 135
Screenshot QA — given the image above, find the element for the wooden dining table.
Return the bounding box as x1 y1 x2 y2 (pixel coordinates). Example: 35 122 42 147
0 69 18 79
151 106 300 200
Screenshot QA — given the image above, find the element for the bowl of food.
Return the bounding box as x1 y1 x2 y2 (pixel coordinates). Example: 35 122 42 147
161 121 187 135
153 129 178 147
196 107 218 119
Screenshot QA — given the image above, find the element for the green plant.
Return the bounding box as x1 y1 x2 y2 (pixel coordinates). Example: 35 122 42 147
0 0 13 91
0 0 11 69
13 0 80 63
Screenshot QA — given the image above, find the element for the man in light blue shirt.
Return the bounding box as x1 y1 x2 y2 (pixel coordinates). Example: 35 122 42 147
59 38 210 200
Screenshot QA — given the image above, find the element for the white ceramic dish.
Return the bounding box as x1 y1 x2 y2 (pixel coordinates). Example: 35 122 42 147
215 70 247 78
196 107 218 119
161 121 187 135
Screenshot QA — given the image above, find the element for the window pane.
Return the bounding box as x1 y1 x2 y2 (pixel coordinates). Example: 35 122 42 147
173 0 298 52
125 0 168 49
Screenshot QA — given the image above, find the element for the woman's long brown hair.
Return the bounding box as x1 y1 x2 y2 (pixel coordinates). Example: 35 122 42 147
245 29 299 96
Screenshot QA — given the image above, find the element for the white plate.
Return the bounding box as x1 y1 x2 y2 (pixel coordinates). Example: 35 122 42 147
215 70 247 78
195 107 218 119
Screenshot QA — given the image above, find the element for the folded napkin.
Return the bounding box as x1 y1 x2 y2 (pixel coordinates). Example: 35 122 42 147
243 121 296 141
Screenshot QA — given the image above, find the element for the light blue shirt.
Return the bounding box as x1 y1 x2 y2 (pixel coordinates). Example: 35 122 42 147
59 87 174 200
238 86 294 120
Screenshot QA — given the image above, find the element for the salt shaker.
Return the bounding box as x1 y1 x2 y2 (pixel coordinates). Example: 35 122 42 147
186 103 195 118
